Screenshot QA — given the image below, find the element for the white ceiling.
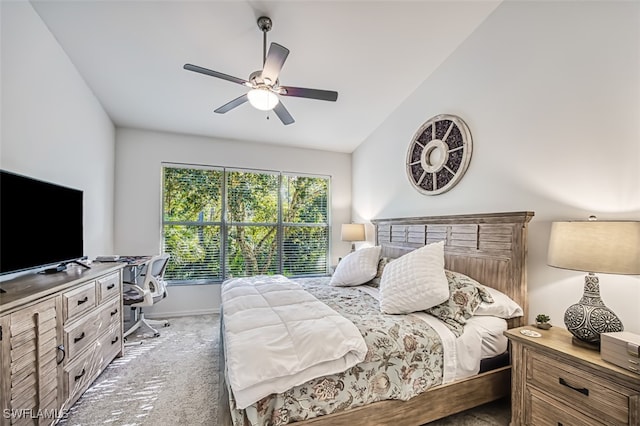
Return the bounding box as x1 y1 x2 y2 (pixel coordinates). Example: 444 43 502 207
30 0 501 153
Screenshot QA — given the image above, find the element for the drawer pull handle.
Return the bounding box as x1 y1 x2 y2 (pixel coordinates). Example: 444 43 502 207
107 283 115 290
56 344 66 365
74 332 86 343
77 296 89 306
74 368 86 381
559 377 589 396
111 336 119 344
110 308 118 316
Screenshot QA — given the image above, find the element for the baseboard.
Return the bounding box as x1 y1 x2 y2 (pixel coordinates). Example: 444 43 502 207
145 307 220 319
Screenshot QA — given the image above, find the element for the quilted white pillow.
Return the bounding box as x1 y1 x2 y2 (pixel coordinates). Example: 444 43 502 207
379 241 449 314
330 246 382 287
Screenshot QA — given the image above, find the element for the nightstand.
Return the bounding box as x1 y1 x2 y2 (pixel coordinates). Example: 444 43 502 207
505 326 640 425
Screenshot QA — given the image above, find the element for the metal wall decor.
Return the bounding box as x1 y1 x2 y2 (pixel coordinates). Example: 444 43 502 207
406 114 472 195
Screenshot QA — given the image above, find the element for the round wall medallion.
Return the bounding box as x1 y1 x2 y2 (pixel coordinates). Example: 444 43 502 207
406 114 473 195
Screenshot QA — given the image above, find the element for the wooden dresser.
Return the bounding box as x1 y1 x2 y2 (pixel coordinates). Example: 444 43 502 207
505 326 640 425
0 262 124 425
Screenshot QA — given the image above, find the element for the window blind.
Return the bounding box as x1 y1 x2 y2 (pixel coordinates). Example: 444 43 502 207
161 164 329 283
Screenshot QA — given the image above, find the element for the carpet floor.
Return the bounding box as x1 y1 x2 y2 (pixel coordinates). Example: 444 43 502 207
60 314 510 425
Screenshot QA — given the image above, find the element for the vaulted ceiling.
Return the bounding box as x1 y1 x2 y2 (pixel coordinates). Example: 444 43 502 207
31 1 501 153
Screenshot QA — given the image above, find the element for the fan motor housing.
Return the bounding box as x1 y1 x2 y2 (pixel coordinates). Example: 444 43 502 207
249 70 278 88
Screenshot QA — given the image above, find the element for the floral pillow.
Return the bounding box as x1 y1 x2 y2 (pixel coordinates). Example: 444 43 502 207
366 256 392 287
425 270 494 337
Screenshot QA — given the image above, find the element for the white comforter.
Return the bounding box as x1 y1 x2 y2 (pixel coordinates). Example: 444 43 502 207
221 275 368 409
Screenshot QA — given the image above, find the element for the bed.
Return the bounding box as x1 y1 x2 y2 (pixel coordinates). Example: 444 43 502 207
219 211 534 425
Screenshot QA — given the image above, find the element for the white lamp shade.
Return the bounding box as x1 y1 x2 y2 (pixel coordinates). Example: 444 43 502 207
547 221 640 274
247 88 279 111
341 223 365 242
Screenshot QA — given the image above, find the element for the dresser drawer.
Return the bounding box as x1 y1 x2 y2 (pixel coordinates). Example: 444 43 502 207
63 282 97 321
64 324 121 402
64 316 100 361
64 346 95 402
97 272 120 304
98 297 121 331
64 298 119 361
528 351 632 424
528 387 605 426
98 323 123 363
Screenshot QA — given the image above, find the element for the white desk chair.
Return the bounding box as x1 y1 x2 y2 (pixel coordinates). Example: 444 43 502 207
122 253 170 344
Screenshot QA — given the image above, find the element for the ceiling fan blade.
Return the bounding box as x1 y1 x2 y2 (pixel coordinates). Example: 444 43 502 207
273 101 295 125
184 64 248 86
261 43 289 84
280 86 338 102
214 94 249 114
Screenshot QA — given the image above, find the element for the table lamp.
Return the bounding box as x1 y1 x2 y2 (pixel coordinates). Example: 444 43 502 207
341 223 365 252
547 217 640 350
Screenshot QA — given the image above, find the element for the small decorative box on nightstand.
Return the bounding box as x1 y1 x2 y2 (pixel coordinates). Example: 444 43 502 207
505 326 640 425
602 331 640 375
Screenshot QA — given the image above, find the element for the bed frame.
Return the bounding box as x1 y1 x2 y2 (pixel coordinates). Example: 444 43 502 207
219 211 534 425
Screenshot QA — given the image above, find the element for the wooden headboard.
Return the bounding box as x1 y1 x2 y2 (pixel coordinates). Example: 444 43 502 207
371 211 534 328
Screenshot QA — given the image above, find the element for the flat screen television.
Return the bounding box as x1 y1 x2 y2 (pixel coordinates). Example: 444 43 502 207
1 170 86 277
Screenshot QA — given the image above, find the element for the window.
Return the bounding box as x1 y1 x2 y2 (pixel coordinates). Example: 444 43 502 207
162 164 329 284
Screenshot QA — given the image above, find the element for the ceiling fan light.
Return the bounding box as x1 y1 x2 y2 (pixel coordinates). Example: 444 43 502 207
247 88 279 111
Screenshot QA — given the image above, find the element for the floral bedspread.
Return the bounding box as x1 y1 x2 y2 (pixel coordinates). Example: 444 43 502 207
225 277 446 426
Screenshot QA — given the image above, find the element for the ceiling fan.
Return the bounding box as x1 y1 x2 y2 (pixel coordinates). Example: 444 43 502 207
184 16 338 125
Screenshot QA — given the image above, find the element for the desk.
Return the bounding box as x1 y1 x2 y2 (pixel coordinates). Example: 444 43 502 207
120 256 151 285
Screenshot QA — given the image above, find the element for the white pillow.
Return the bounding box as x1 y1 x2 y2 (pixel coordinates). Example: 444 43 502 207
330 246 382 287
475 286 524 319
379 241 449 314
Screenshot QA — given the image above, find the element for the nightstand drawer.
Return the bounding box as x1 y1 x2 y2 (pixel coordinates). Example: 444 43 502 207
528 351 631 424
506 327 640 426
528 388 605 426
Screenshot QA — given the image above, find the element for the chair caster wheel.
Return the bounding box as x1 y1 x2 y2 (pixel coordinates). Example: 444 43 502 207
164 322 170 327
154 332 160 337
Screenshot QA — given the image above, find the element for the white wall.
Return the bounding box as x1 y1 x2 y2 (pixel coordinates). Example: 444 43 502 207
4 0 637 332
352 1 640 332
0 1 116 271
114 128 352 316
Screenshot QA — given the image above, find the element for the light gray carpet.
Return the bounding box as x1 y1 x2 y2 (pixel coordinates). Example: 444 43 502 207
60 314 510 425
59 314 219 426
